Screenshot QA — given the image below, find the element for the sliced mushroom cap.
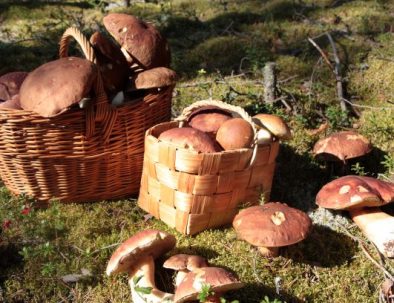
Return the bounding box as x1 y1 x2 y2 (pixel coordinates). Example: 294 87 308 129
313 131 372 162
253 114 292 140
233 203 311 256
216 118 254 150
158 127 221 153
19 57 97 117
129 67 177 90
0 71 28 101
90 31 129 94
106 229 176 276
174 267 243 303
315 175 390 210
103 13 170 69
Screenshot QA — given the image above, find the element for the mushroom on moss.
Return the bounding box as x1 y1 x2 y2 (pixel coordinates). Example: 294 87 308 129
163 254 209 287
106 229 176 303
173 267 243 303
316 175 394 257
233 203 312 257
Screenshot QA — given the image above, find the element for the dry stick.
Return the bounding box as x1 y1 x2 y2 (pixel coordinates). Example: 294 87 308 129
307 38 334 70
263 62 277 104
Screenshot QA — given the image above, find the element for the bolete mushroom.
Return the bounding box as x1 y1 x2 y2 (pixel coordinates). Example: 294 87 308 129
233 203 312 257
0 94 22 110
216 118 254 150
313 130 372 163
106 229 176 303
316 175 394 257
89 31 129 94
173 267 243 303
103 13 171 70
163 254 209 287
158 127 221 153
253 114 292 143
19 57 97 117
128 67 177 91
188 107 232 138
0 71 28 101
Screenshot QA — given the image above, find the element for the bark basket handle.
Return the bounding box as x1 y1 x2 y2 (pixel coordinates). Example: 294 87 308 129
176 99 259 167
59 26 117 143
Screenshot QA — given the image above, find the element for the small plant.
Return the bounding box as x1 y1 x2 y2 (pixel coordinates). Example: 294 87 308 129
198 284 215 302
351 162 367 176
260 295 284 303
132 276 153 297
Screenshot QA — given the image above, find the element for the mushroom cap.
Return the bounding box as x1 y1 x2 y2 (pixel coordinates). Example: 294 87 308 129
89 31 129 94
106 229 176 276
163 254 208 271
103 13 170 69
130 67 177 90
0 71 28 101
19 57 97 117
216 118 254 150
313 131 372 162
316 175 393 210
189 111 232 136
158 127 221 153
253 114 291 140
233 203 312 248
174 267 243 303
0 94 21 110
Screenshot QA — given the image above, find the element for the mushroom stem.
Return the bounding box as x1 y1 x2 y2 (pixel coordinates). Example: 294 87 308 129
128 255 174 303
349 208 394 258
257 246 279 257
175 270 187 287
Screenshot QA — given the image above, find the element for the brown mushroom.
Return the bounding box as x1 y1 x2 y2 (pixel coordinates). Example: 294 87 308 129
0 71 28 101
163 254 209 287
253 114 292 141
173 267 243 303
188 108 232 138
216 118 254 150
233 203 312 257
316 175 394 257
89 31 129 94
106 229 176 303
0 94 22 110
103 13 170 70
313 130 372 163
19 57 97 117
158 127 221 153
128 67 177 91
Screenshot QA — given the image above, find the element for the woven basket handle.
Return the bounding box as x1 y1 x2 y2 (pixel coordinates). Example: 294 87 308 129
176 99 259 167
58 27 117 143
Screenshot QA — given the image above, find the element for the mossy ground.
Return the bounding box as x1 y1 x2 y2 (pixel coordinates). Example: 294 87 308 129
1 0 394 302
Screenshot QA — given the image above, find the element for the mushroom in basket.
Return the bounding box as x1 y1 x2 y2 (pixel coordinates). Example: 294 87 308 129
19 57 97 117
0 71 28 102
252 113 292 144
106 229 176 303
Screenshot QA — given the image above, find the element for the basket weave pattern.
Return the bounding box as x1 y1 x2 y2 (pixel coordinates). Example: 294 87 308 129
138 106 279 235
0 27 173 204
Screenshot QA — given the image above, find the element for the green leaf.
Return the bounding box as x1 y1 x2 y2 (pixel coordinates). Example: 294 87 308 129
134 286 153 295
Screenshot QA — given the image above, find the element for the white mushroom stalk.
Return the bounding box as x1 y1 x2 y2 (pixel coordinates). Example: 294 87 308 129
128 255 174 303
350 208 394 258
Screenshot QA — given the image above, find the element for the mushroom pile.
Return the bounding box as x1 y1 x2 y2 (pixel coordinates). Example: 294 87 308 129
316 175 394 257
158 108 291 153
106 229 243 303
0 13 176 117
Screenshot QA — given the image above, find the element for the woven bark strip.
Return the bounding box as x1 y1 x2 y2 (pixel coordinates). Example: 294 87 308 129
138 100 280 235
0 27 173 204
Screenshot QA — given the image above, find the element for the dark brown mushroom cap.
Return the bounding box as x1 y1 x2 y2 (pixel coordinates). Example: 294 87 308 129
158 127 221 153
89 31 129 94
316 175 393 210
253 114 292 140
130 67 177 90
174 267 243 303
0 94 22 110
216 118 254 150
189 112 232 136
103 13 170 69
313 131 372 162
233 203 312 248
163 254 208 271
106 229 176 276
0 72 28 101
19 57 97 117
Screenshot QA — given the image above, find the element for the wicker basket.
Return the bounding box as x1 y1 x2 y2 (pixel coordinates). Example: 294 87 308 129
137 100 279 235
0 27 173 204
